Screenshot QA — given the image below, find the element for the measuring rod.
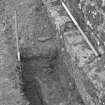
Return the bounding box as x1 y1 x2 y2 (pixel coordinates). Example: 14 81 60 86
60 0 99 57
14 10 21 62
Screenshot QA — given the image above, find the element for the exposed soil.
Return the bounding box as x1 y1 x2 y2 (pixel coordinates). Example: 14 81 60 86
20 0 85 105
0 0 88 105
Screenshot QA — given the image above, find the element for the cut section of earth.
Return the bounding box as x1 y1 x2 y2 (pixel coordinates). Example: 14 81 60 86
1 0 105 105
20 0 85 105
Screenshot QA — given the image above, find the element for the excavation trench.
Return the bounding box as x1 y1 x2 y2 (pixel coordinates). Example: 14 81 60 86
21 57 48 105
20 47 60 105
17 0 85 104
19 47 85 105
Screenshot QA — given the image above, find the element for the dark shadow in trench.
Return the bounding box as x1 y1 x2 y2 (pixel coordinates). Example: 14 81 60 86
20 48 85 105
20 48 59 105
20 57 49 105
